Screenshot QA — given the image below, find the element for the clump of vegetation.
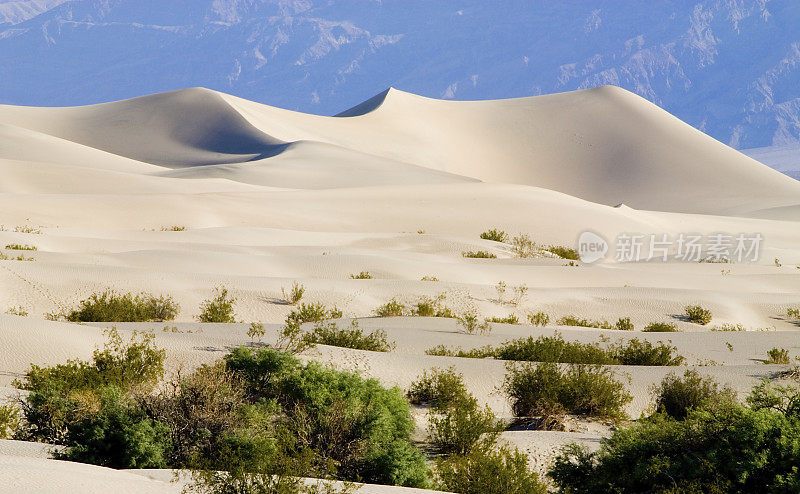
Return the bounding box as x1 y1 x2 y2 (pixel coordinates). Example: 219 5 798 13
462 250 497 259
480 229 508 243
528 311 550 326
411 294 454 318
787 307 800 319
456 310 491 335
0 404 20 439
160 225 186 231
547 245 580 260
5 306 28 317
14 225 41 234
549 383 800 493
288 302 342 325
652 370 736 419
197 287 237 323
764 347 791 364
685 304 712 325
614 317 634 331
712 323 747 332
421 275 439 281
66 290 179 322
303 320 395 352
375 298 405 317
643 321 678 332
511 234 537 258
407 367 470 409
281 282 305 305
486 314 519 324
4 244 36 251
247 322 265 342
504 362 631 422
425 345 495 359
557 315 613 329
350 271 372 279
610 338 685 366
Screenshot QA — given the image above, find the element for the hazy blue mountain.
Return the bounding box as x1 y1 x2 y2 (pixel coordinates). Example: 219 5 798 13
2 0 800 149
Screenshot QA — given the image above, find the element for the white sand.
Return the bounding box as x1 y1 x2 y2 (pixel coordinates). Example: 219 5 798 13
0 85 799 492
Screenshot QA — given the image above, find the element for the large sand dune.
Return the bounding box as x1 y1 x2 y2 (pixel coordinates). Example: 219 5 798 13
0 86 799 493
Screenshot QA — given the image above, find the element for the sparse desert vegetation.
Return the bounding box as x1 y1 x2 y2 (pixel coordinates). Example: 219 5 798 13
479 228 508 243
4 243 36 251
350 271 373 279
652 369 736 419
764 347 791 364
685 304 713 325
281 281 305 304
462 250 497 259
643 321 678 332
66 290 178 322
197 287 237 323
303 319 395 352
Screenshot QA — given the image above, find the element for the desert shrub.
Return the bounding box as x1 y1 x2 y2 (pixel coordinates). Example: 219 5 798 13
4 244 36 251
713 323 747 331
643 321 678 332
549 401 800 493
428 396 503 455
14 225 41 234
411 294 453 318
349 271 372 279
14 329 165 443
281 282 305 305
0 404 20 439
407 368 470 409
66 290 178 322
480 229 508 243
788 307 800 319
421 275 439 281
746 380 800 414
765 347 791 364
5 306 28 316
494 334 616 365
511 234 537 258
652 370 736 420
504 362 631 421
528 312 550 326
486 314 519 324
556 315 613 329
456 310 491 334
375 299 405 317
609 339 685 366
435 438 547 494
288 302 340 325
303 320 395 352
247 322 266 342
614 317 634 331
424 345 495 359
462 250 497 259
58 386 171 468
685 304 712 325
160 225 186 231
198 287 237 323
225 347 430 487
547 245 579 260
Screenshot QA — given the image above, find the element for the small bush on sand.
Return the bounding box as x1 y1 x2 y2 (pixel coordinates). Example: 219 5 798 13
643 321 678 332
610 339 685 366
511 234 537 258
614 317 634 331
764 347 791 364
0 404 20 439
421 275 439 281
407 368 470 409
303 320 395 352
652 369 736 419
424 345 495 359
5 306 28 317
428 395 503 456
281 282 305 305
350 271 373 279
787 307 800 319
504 362 631 421
462 250 497 259
288 302 341 325
480 229 508 243
375 299 405 317
547 245 580 260
456 310 491 335
411 294 454 318
557 315 613 329
160 225 186 231
528 312 550 326
247 322 265 343
486 314 519 324
4 244 36 251
198 287 237 323
685 304 712 325
66 290 179 322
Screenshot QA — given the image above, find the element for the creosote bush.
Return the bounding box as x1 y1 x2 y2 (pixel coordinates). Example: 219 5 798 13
547 245 580 260
486 314 519 324
303 320 395 352
456 310 491 335
614 317 634 331
66 290 179 322
0 404 20 439
643 321 678 332
349 271 372 279
556 315 613 329
511 234 537 258
198 287 237 323
652 369 736 419
407 367 470 409
764 347 791 364
375 299 405 317
528 312 550 326
4 244 36 251
281 282 305 305
685 304 712 325
462 250 497 259
479 229 508 243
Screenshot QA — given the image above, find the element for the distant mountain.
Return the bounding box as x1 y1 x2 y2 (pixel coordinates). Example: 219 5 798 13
2 0 800 149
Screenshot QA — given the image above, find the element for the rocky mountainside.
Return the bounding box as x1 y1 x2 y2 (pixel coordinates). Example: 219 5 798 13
1 0 800 149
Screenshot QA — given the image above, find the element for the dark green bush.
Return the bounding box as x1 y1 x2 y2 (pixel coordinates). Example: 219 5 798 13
428 396 503 455
610 338 685 366
557 315 613 329
350 271 372 279
685 304 712 325
652 369 736 420
549 402 800 493
643 321 678 332
407 367 470 409
66 290 178 322
486 314 519 324
0 404 19 439
504 362 631 421
435 438 547 494
547 246 580 260
302 320 395 352
614 317 634 331
528 312 550 326
764 347 791 364
480 229 508 243
375 299 405 317
198 287 237 323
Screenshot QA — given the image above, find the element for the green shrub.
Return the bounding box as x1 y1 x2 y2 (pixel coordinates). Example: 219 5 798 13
411 295 453 318
4 244 36 251
247 322 265 342
0 404 20 439
557 315 613 329
486 314 519 324
511 234 537 258
652 370 736 420
480 229 508 243
407 368 470 409
494 334 616 365
528 312 550 326
288 302 340 325
435 439 547 494
462 250 497 259
58 386 171 468
375 299 405 317
765 347 791 364
350 271 372 279
421 275 439 281
549 401 800 493
281 282 305 305
685 304 712 325
428 396 503 455
198 287 237 323
547 246 579 260
614 317 634 331
456 311 491 334
788 308 800 319
609 339 685 366
303 320 395 352
424 345 495 359
5 306 28 316
504 362 631 421
66 290 179 322
160 225 186 231
643 321 678 332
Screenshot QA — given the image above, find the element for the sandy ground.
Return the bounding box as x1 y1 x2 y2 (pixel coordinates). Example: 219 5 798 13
0 85 799 492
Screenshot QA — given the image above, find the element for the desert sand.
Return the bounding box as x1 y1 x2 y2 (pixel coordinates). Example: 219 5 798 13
0 85 798 492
